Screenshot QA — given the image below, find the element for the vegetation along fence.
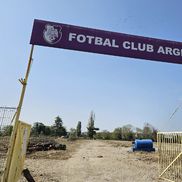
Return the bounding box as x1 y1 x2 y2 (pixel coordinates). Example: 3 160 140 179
158 132 182 182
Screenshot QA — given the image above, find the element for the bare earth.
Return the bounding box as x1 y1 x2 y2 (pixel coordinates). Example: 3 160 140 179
19 140 161 182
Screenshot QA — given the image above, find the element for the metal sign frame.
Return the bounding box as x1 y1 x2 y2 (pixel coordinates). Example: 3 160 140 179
30 19 182 64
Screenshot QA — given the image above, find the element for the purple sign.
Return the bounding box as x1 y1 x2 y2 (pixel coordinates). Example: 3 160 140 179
30 19 182 64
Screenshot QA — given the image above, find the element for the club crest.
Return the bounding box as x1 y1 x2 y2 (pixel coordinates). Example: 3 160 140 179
43 24 62 44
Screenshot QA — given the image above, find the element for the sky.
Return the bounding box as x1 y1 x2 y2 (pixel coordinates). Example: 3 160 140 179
1 0 182 132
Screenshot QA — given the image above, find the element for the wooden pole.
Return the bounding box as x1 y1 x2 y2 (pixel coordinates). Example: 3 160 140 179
2 45 34 182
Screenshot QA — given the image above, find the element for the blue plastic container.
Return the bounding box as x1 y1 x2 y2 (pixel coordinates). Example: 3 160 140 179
132 139 155 152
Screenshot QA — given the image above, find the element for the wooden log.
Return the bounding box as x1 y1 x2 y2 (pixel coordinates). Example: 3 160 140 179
22 168 35 182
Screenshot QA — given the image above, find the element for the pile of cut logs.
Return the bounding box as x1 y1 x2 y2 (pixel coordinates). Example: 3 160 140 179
27 141 66 153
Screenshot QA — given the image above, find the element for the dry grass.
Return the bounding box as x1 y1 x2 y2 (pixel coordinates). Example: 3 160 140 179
0 136 10 158
104 140 132 148
1 137 160 182
27 137 84 160
102 140 158 164
0 136 85 160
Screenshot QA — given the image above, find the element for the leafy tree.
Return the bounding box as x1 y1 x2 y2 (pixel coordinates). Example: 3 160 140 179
143 122 153 139
112 125 134 141
152 128 158 142
87 111 95 139
31 116 68 137
31 122 45 136
135 127 143 139
100 130 111 140
69 128 77 140
113 127 123 140
142 123 158 141
122 125 134 141
136 127 143 133
76 121 82 137
95 132 102 139
54 116 63 128
126 131 135 141
52 116 67 136
87 111 99 139
44 126 51 135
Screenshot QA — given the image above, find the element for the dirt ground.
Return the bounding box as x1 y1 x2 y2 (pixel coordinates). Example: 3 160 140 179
17 139 161 182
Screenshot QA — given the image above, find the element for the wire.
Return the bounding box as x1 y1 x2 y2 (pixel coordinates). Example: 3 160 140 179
168 102 182 121
0 107 17 130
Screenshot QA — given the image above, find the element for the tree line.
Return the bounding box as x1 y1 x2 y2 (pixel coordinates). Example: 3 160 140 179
95 123 158 141
0 111 158 141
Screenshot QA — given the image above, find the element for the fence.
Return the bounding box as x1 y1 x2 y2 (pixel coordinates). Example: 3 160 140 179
158 132 182 182
0 107 16 180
